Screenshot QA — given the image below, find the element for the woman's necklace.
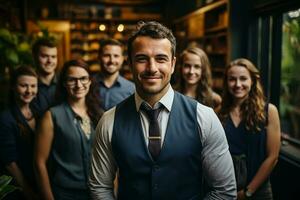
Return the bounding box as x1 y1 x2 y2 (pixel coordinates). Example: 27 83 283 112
80 116 91 139
70 103 91 139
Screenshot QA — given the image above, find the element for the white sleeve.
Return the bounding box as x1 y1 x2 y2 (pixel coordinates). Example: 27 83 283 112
89 108 117 200
197 103 237 200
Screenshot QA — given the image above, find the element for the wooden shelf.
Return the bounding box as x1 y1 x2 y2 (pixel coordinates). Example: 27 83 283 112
172 0 229 92
69 18 141 70
204 32 227 38
205 26 227 33
173 0 227 24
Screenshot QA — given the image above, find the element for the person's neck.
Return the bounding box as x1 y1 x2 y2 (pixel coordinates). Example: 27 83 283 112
232 96 247 108
68 98 88 117
17 101 33 119
230 99 245 116
18 102 30 113
230 105 241 113
38 72 55 86
139 84 170 108
184 83 197 99
102 71 119 88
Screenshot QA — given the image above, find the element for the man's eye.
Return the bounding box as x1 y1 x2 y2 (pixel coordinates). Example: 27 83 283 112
136 57 147 63
156 57 168 63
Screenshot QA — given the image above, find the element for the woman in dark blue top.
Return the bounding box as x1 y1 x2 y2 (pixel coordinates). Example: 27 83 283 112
34 59 103 200
219 58 281 200
0 66 39 200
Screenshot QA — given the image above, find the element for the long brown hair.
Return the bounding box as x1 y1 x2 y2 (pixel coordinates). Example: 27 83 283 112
56 59 103 127
219 58 266 132
175 46 214 107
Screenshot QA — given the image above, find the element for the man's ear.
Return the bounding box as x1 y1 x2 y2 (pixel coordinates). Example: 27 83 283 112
171 57 176 74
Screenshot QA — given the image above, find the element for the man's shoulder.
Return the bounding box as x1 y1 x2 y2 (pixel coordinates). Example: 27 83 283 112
174 91 198 106
98 106 116 127
118 76 134 86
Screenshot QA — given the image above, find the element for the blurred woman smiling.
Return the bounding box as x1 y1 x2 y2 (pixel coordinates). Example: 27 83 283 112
176 46 222 111
219 58 281 200
0 66 39 200
34 59 103 200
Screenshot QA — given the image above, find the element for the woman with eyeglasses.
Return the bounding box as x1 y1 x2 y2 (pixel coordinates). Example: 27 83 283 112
34 59 103 200
175 46 222 112
0 66 39 200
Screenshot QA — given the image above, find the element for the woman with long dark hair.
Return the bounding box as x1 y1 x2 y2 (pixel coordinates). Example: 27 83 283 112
0 66 39 200
34 59 103 200
219 58 281 199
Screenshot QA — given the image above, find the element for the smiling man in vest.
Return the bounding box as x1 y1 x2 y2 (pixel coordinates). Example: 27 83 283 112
89 21 236 200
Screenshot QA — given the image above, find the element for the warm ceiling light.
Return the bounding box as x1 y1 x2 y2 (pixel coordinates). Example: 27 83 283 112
99 24 106 31
117 24 124 32
37 32 44 37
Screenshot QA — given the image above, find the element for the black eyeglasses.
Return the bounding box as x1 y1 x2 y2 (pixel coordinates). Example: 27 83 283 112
65 76 90 86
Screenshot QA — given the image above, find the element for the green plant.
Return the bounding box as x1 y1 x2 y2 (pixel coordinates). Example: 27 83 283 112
0 28 34 70
0 175 19 200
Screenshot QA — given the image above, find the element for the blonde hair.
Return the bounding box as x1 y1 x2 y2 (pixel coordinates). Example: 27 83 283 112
219 58 266 132
176 46 214 107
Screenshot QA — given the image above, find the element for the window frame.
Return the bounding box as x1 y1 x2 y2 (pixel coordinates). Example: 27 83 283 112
246 0 300 164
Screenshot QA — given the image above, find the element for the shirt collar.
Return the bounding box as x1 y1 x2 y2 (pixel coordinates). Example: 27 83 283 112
97 74 121 86
134 85 174 112
65 102 83 121
38 75 58 86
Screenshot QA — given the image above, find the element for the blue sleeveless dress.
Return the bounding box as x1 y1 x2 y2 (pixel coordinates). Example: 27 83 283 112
224 105 273 199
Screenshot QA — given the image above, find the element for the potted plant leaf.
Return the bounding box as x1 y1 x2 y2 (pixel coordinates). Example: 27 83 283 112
0 175 19 200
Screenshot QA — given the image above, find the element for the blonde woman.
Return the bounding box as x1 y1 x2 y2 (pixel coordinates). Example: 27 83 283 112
176 46 221 111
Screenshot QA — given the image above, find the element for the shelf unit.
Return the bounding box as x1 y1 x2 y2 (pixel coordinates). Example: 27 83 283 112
173 0 229 93
66 4 162 72
70 19 140 71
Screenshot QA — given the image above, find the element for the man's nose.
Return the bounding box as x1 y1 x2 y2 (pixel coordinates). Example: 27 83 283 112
147 58 158 72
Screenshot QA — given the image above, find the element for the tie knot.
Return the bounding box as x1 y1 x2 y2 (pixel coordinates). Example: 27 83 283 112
140 103 162 121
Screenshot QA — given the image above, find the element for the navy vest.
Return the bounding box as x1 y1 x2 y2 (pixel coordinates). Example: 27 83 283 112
112 92 203 200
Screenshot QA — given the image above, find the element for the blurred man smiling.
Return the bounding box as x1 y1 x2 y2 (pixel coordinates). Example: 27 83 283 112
31 38 58 114
95 38 135 111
